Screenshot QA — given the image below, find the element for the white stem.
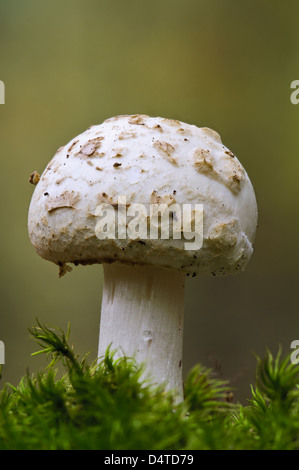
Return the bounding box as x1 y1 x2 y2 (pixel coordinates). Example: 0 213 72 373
98 263 185 398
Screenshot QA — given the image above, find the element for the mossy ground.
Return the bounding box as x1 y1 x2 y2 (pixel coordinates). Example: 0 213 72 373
0 322 298 450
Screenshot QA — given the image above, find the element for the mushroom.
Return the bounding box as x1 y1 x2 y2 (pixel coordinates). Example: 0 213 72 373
28 114 258 399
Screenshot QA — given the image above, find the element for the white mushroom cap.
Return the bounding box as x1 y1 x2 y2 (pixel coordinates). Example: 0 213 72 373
28 115 258 277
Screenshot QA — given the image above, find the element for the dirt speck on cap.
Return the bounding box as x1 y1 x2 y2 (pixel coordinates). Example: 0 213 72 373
68 139 79 152
225 149 235 158
112 148 125 158
97 193 115 204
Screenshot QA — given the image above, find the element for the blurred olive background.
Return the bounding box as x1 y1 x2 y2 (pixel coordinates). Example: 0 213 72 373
0 0 299 403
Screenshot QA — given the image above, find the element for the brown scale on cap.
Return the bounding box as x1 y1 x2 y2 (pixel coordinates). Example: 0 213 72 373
45 191 81 213
128 115 149 125
153 140 177 165
193 147 245 193
29 171 40 185
150 190 177 206
76 137 104 158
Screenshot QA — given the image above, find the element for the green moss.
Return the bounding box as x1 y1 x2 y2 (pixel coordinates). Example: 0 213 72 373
0 322 299 450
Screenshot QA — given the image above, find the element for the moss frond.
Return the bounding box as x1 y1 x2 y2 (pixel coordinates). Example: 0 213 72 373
1 322 299 449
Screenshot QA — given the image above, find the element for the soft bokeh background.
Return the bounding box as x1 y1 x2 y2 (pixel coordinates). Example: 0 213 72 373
1 0 299 403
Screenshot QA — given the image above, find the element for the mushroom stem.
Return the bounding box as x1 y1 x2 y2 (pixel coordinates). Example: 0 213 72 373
98 263 185 398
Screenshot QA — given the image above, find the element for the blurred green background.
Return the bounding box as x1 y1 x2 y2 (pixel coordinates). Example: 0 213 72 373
1 0 299 403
